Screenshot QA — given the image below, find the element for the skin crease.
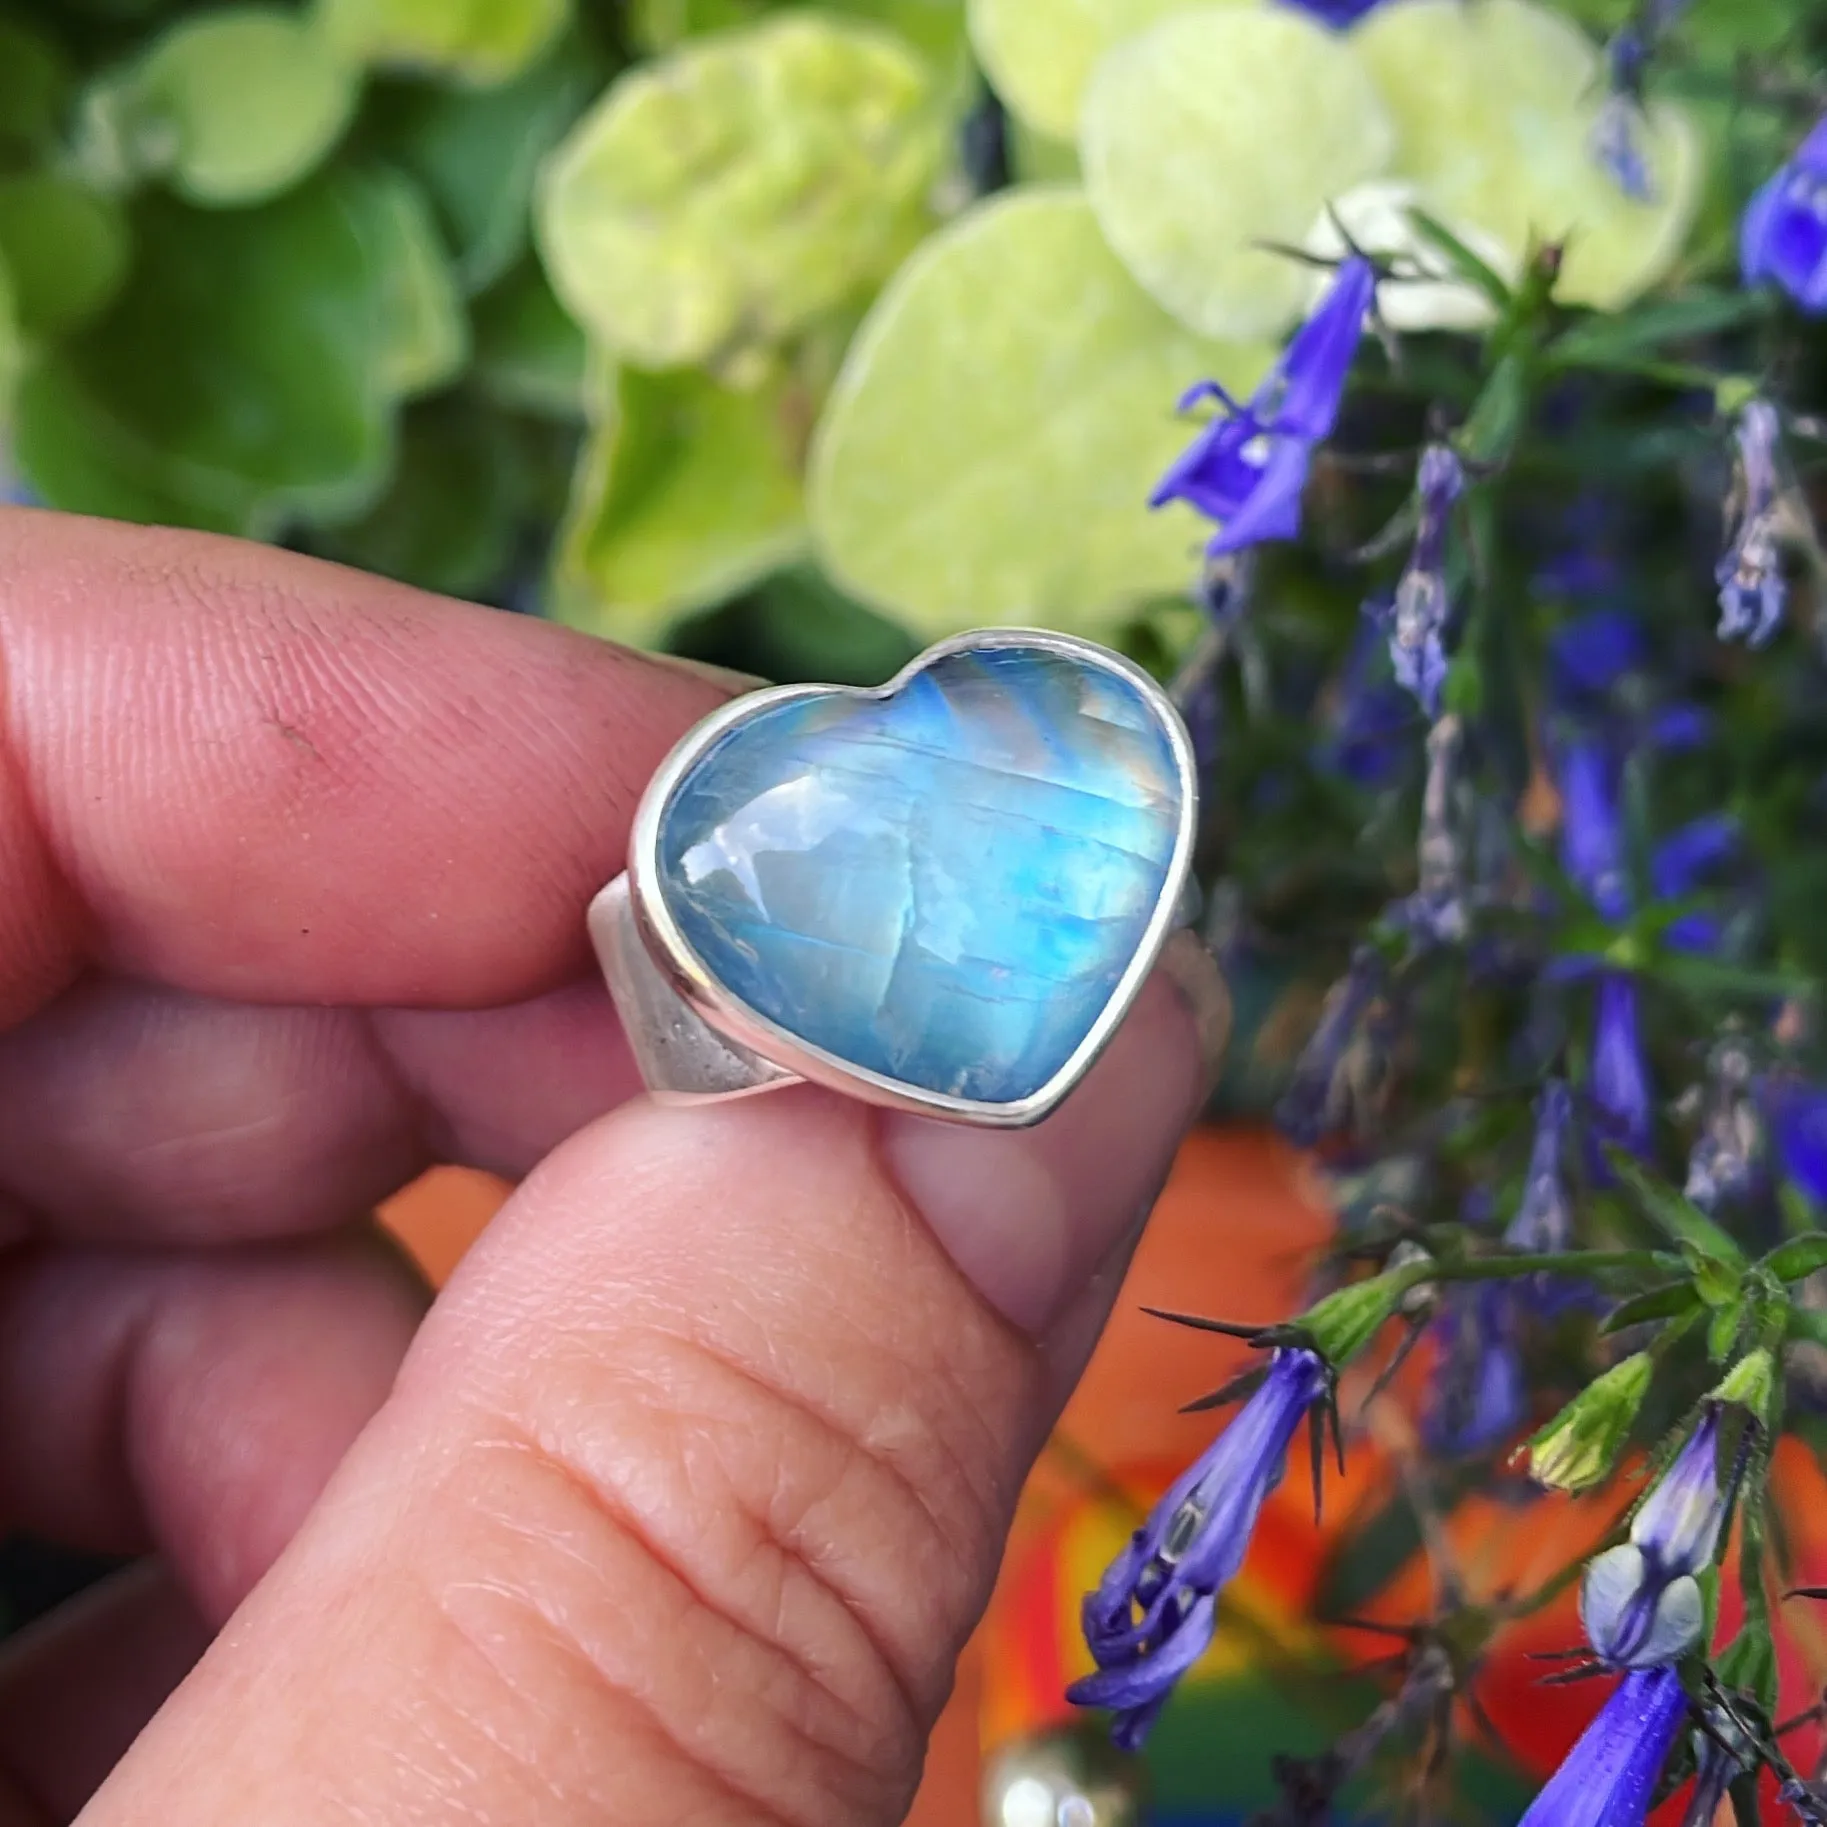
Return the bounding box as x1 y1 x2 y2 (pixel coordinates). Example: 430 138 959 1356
0 507 1203 1827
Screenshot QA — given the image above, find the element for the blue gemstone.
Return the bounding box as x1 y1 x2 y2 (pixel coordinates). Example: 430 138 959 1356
654 643 1184 1105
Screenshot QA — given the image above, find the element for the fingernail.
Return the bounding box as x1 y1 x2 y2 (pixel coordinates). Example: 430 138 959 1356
878 969 1206 1337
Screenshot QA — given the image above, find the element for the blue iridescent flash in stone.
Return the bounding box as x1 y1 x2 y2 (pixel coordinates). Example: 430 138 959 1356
654 644 1184 1105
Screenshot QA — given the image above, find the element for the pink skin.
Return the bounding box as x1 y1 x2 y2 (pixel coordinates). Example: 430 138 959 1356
0 509 1204 1827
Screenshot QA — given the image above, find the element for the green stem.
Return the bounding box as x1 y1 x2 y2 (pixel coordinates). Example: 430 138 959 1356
1400 1248 1678 1292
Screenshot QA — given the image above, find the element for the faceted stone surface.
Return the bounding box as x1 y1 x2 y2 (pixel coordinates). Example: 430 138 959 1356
655 644 1183 1104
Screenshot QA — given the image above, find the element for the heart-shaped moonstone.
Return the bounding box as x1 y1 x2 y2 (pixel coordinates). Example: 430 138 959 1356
654 641 1185 1106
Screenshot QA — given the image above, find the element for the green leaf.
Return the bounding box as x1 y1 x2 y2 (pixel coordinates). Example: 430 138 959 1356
553 361 809 647
536 12 945 370
1300 184 1508 332
313 396 520 598
633 0 970 81
1608 1151 1748 1268
85 7 359 207
1406 204 1513 309
372 47 599 295
1762 1235 1827 1285
1716 1619 1779 1716
1350 0 1700 312
1600 1281 1701 1333
472 259 589 418
346 164 469 399
1550 289 1776 369
313 0 571 87
808 186 1273 639
0 17 73 159
1707 1295 1746 1363
1459 352 1531 466
966 0 1230 141
0 176 130 338
0 256 20 424
15 175 400 536
1080 6 1394 341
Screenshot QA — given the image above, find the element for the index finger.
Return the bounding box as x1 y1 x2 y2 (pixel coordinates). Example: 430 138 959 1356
0 508 726 1026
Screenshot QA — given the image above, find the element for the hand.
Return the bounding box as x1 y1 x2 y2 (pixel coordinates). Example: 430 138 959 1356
0 509 1206 1826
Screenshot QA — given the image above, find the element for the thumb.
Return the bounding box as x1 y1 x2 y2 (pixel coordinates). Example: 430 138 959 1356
82 972 1207 1827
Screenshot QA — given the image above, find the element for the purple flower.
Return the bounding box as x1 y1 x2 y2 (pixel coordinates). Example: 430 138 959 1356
1551 610 1644 702
1517 1667 1688 1827
1581 1406 1737 1668
1069 1347 1329 1748
1593 974 1653 1158
1592 20 1657 205
1742 118 1827 313
1424 1285 1525 1456
1279 0 1386 23
1770 1083 1827 1203
1375 445 1465 717
1653 813 1740 955
1591 4 1689 200
1590 973 1653 1156
1153 257 1374 558
1683 1719 1751 1827
1557 739 1629 921
1398 711 1468 944
1593 96 1653 202
1276 946 1386 1144
1715 399 1788 647
1508 1079 1575 1257
1324 621 1415 787
1685 1036 1759 1213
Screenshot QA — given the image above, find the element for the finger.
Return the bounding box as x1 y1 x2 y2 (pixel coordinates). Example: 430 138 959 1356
0 976 639 1243
0 509 725 1026
84 975 1204 1827
0 1229 425 1622
0 1562 207 1825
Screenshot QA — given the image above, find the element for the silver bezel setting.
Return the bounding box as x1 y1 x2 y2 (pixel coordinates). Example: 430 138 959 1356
597 627 1199 1128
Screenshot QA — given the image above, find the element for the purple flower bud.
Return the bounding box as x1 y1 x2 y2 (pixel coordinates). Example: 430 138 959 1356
1633 1406 1734 1572
1684 1035 1759 1212
1593 92 1655 203
1551 610 1644 701
1424 1285 1525 1456
1278 0 1387 24
1715 399 1789 648
1518 1667 1687 1827
1652 814 1738 901
1769 1082 1827 1204
1581 1406 1741 1668
1324 621 1414 787
1580 1543 1705 1668
1068 1347 1328 1748
1653 813 1739 956
1593 974 1654 1158
1276 946 1386 1145
1683 1717 1752 1827
1153 258 1374 558
1742 118 1827 313
1507 1079 1575 1256
1556 740 1629 922
1376 445 1464 717
1400 712 1467 944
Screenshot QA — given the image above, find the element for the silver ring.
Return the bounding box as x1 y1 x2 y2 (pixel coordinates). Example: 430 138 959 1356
589 629 1222 1128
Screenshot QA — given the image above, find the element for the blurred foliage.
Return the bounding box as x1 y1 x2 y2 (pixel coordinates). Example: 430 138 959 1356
0 0 1765 673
